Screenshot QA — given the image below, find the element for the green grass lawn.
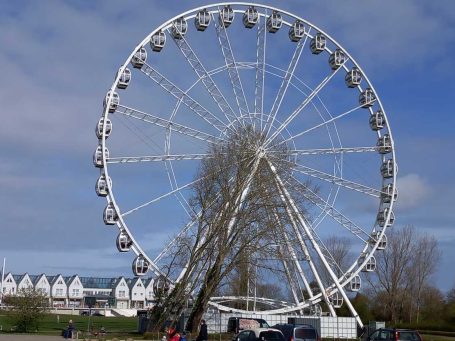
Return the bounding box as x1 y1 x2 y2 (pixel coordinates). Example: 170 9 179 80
0 312 140 338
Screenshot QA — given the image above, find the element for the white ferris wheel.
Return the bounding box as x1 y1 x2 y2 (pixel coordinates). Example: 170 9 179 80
94 3 397 327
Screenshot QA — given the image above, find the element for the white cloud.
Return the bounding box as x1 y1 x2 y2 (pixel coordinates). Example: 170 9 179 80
395 173 430 211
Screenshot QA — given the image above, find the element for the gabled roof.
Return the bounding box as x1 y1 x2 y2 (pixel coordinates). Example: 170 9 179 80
12 274 22 282
127 277 142 290
4 272 16 283
144 277 154 288
33 274 49 286
110 276 128 290
49 274 66 286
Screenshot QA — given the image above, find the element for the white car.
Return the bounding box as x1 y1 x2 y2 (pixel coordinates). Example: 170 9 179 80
236 328 286 341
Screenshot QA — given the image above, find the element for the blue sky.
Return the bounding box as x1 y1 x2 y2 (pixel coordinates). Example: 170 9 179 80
0 0 454 293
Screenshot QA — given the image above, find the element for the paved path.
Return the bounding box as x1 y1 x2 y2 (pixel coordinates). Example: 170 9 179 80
0 335 140 341
0 336 65 341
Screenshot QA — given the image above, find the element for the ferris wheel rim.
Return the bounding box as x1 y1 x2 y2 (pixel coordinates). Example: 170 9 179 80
97 2 397 316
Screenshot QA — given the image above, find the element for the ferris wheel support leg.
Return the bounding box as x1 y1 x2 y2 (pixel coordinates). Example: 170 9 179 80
268 159 363 327
272 209 313 300
271 174 337 317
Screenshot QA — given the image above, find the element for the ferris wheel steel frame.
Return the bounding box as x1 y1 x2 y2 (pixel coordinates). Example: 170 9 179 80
95 2 397 328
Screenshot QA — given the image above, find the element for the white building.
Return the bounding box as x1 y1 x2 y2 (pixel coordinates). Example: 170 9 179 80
111 277 130 309
144 278 155 307
66 275 84 307
34 274 51 297
128 277 145 309
1 273 159 312
49 274 68 307
17 273 34 292
2 273 17 295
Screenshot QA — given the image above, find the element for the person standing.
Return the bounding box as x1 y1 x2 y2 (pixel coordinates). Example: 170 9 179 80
196 319 208 341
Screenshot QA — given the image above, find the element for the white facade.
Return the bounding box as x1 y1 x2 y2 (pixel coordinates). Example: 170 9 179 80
2 273 17 295
17 273 34 292
50 274 68 306
34 274 51 297
67 275 84 307
112 277 130 309
129 277 145 308
144 278 155 307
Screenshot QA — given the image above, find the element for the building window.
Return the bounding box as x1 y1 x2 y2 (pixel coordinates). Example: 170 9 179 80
56 288 64 296
119 290 125 298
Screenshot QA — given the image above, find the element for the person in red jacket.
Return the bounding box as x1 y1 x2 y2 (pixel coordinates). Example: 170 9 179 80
167 327 181 341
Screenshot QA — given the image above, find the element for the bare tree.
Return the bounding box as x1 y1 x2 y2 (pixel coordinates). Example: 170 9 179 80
366 225 440 324
366 225 414 323
147 127 308 333
318 236 352 285
410 233 441 323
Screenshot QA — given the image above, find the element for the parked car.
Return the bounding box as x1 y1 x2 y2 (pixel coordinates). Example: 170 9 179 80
236 328 285 341
365 328 423 341
272 323 320 341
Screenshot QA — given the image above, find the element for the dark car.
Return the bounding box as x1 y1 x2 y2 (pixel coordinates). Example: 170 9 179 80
237 328 285 341
365 328 423 341
273 324 320 341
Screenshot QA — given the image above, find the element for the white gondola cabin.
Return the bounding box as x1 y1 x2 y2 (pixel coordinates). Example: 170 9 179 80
93 145 109 168
360 88 376 108
116 231 133 252
95 117 112 139
381 159 397 179
370 110 385 131
132 255 149 276
349 275 361 292
195 9 211 31
219 5 234 28
95 174 111 197
131 48 147 68
243 6 258 28
289 20 305 42
153 275 170 296
103 202 118 225
172 17 188 39
329 49 346 70
150 31 166 52
116 67 131 89
267 11 282 33
377 134 392 154
310 303 322 317
369 231 388 250
381 183 398 203
329 292 343 308
377 207 395 227
310 33 326 54
359 254 376 272
103 91 119 113
345 67 362 88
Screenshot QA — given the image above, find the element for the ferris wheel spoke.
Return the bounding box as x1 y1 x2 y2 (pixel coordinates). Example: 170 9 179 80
269 146 379 157
264 29 310 137
169 29 242 128
288 161 381 198
255 11 266 129
115 104 224 145
140 63 232 134
264 60 347 147
107 153 213 164
286 173 370 243
277 103 365 147
213 10 251 121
